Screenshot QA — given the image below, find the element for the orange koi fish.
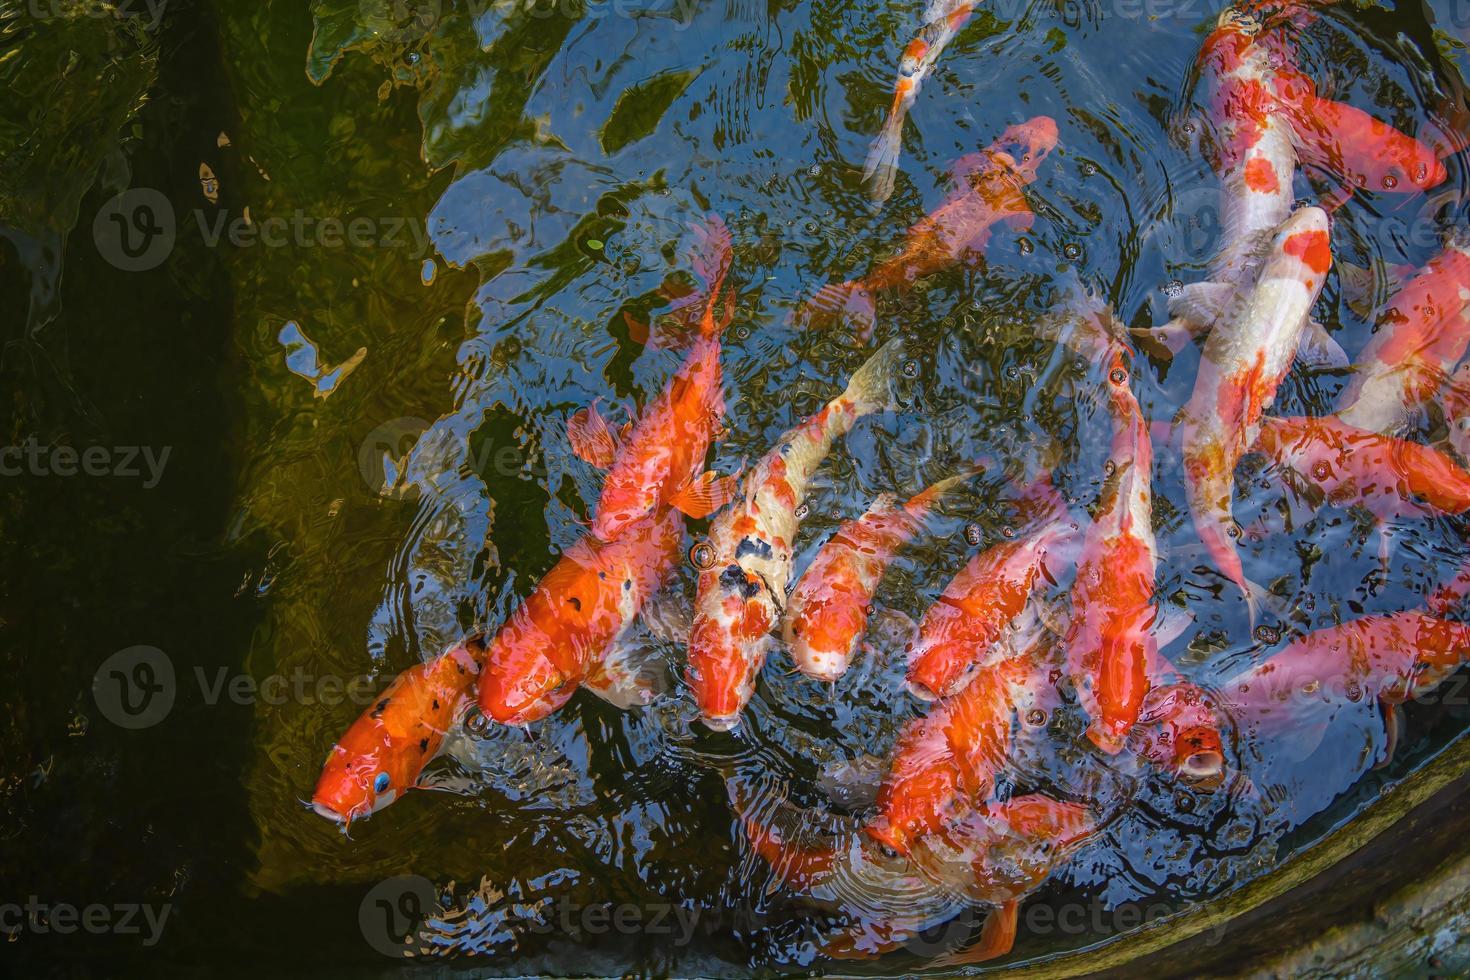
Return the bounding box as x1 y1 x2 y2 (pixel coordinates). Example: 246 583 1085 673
1255 414 1470 523
687 339 905 730
1064 343 1167 753
1336 238 1470 435
873 632 1061 855
571 216 739 540
477 506 683 725
744 789 1094 965
783 469 973 682
312 635 486 827
1223 612 1470 746
1177 206 1331 616
904 474 1074 701
1271 65 1448 208
862 0 978 203
799 117 1058 341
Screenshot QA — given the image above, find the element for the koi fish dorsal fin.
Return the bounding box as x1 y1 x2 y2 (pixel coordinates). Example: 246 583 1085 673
670 470 740 519
568 401 619 469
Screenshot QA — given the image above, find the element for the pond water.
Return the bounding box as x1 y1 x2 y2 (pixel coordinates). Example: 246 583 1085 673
4 0 1470 973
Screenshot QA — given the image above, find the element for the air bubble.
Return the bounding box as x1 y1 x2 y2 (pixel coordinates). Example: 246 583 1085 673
689 542 717 570
1382 174 1398 190
902 359 920 378
464 709 492 738
1081 161 1097 176
1254 624 1280 644
1001 525 1016 539
1025 708 1047 726
809 164 823 176
1103 460 1117 477
1174 792 1195 813
1018 237 1034 256
1226 523 1242 539
1163 279 1183 298
1346 683 1363 703
965 522 983 546
1062 242 1083 261
1005 364 1021 381
794 503 810 520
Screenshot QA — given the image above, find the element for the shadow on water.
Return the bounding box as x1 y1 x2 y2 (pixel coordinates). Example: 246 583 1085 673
5 0 1470 973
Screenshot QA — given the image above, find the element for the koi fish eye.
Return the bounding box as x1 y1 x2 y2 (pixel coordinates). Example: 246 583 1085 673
1109 366 1127 385
689 541 717 570
1382 173 1399 190
373 772 391 794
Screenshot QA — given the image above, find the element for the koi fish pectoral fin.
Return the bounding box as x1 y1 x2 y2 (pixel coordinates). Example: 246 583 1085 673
1295 318 1348 371
863 112 907 204
568 401 619 468
583 632 671 709
670 470 741 519
1153 602 1195 649
1132 316 1204 360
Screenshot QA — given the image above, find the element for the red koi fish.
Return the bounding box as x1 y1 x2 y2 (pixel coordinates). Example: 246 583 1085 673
862 0 978 203
571 216 738 540
1064 344 1167 753
873 633 1061 855
1254 414 1470 522
799 117 1058 341
1177 205 1331 616
1336 238 1470 435
1223 612 1470 747
1271 66 1448 207
904 474 1074 701
312 635 486 827
743 790 1094 965
477 506 683 725
783 469 974 682
687 340 905 730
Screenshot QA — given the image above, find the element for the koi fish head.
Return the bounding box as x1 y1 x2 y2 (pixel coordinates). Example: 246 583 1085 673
867 741 959 857
687 564 775 731
312 721 419 827
905 632 975 702
994 115 1059 181
784 590 864 682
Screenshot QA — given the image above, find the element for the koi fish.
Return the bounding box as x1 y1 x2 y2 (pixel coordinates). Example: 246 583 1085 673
1064 342 1165 753
783 469 973 682
904 473 1074 701
1222 612 1470 755
862 0 978 203
1335 238 1470 435
571 216 738 540
743 788 1094 965
1254 414 1470 522
1151 6 1298 355
1271 65 1448 208
799 117 1058 341
477 506 683 725
687 339 905 730
1177 205 1331 616
872 629 1062 856
1442 360 1470 462
312 635 486 827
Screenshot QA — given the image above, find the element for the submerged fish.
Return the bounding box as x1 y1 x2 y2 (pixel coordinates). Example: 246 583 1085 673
572 215 738 540
1335 238 1470 435
904 472 1074 702
312 636 486 827
799 117 1058 341
862 0 978 203
477 506 684 725
783 468 974 682
687 339 906 730
1177 205 1331 616
1064 341 1166 753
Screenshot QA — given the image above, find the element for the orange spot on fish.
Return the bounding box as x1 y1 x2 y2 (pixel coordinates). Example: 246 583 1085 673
1243 157 1279 193
1283 230 1331 275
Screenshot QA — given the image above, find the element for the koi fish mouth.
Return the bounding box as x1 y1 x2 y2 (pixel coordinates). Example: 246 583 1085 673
702 713 742 732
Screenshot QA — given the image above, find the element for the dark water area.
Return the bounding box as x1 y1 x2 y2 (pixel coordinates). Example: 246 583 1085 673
5 0 1470 974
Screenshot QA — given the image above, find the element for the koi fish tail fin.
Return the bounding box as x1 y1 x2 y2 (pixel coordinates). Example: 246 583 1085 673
903 459 988 519
1296 318 1348 371
924 901 1020 968
842 336 907 418
863 110 907 204
794 280 878 342
582 629 671 709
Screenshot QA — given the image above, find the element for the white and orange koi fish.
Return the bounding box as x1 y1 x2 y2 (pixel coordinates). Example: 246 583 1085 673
686 339 905 730
863 0 978 203
1177 205 1331 616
